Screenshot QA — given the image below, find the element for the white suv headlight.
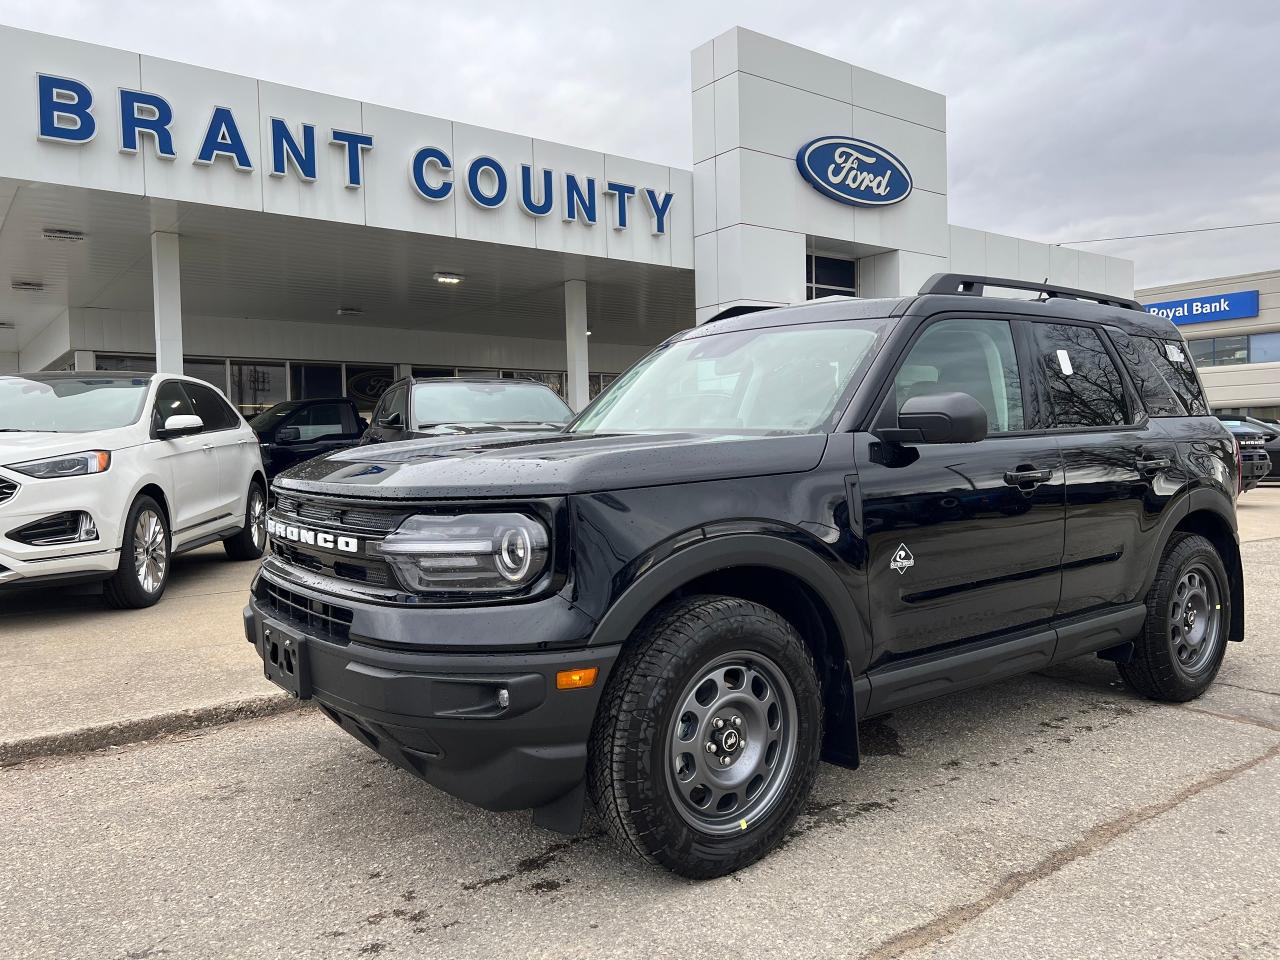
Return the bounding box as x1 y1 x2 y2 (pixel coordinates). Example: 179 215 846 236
8 451 111 478
376 513 550 595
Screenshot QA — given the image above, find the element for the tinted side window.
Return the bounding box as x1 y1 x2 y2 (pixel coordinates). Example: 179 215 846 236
286 403 357 440
152 380 194 432
1031 323 1129 428
1107 328 1183 417
1139 337 1209 416
893 318 1024 432
182 382 239 431
387 386 408 423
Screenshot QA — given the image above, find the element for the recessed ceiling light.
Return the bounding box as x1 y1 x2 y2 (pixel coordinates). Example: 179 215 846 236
42 228 85 243
11 280 44 292
433 272 464 285
585 330 593 336
335 307 363 317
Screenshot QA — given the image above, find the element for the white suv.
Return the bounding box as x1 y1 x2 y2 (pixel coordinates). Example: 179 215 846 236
0 372 267 608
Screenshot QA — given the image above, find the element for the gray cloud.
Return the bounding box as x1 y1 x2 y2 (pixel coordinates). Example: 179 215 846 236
2 0 1277 287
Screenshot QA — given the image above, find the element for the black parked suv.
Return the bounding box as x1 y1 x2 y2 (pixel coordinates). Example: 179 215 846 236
246 275 1244 878
361 376 573 444
251 398 368 480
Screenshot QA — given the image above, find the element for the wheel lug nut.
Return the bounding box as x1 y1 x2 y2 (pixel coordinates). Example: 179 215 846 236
705 742 717 754
720 755 732 766
713 718 725 729
731 716 742 728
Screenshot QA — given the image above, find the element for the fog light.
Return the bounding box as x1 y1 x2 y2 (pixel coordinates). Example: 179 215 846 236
556 667 598 690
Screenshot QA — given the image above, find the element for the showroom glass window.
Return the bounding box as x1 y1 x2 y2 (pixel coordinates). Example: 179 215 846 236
345 365 396 418
183 358 228 391
1031 323 1129 428
230 360 286 416
805 254 856 300
290 363 343 400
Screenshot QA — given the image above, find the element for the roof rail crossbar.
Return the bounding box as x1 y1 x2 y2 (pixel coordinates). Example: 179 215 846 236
918 273 1143 312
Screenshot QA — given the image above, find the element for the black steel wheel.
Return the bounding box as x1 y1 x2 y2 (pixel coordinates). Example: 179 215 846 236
1120 533 1230 702
588 595 822 879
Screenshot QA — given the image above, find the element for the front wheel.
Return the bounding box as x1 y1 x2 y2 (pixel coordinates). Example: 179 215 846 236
587 595 822 879
103 495 170 609
223 482 267 560
1119 533 1229 702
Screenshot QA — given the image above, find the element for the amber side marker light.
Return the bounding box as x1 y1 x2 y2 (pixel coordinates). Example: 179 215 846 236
556 667 599 690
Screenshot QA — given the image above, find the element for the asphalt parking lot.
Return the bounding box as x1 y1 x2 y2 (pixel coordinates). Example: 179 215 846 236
2 490 1278 960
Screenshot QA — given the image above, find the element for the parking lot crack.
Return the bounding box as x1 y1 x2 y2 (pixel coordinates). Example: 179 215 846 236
857 741 1280 960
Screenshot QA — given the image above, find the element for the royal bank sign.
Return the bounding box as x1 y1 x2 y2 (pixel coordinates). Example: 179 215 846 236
795 136 912 208
34 74 676 234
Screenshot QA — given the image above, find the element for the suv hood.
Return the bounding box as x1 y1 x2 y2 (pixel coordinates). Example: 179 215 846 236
274 431 828 499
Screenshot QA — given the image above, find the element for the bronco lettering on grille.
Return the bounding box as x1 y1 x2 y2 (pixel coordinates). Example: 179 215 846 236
266 518 360 553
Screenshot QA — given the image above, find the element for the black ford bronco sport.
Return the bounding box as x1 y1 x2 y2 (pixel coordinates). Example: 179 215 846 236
246 274 1243 878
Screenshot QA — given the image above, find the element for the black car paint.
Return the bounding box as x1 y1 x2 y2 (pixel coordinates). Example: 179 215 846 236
254 397 367 480
247 291 1243 828
361 376 574 445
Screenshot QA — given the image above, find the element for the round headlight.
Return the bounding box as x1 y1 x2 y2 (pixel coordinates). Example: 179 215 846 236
496 526 533 582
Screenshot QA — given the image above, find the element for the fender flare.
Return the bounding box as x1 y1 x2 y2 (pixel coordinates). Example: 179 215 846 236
587 533 867 669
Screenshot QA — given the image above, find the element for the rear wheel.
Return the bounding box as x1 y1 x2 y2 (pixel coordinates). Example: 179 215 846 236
1120 533 1229 702
587 595 822 879
103 495 170 609
223 481 267 560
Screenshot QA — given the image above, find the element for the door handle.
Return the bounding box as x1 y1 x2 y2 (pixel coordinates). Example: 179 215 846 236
1135 455 1172 472
1003 467 1053 487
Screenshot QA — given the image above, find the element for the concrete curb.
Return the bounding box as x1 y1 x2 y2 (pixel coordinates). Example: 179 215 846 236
0 694 308 767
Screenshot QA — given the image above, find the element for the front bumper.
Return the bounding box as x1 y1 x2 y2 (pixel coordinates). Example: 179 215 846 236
0 469 121 588
1242 452 1271 489
244 573 619 814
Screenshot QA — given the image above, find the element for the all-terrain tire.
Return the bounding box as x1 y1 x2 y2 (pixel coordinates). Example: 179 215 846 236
587 595 822 879
1119 532 1230 702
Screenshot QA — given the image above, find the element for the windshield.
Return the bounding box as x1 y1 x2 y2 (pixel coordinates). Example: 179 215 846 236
249 401 305 431
572 319 891 435
412 381 573 428
0 376 151 432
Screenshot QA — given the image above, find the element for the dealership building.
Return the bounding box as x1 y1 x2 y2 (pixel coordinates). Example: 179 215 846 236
1138 270 1280 417
0 24 1135 416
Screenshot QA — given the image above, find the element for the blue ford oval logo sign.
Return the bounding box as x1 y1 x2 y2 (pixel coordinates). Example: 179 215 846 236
796 136 913 208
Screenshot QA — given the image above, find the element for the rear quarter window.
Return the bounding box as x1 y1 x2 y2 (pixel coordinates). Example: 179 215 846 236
1137 337 1209 416
1107 328 1184 417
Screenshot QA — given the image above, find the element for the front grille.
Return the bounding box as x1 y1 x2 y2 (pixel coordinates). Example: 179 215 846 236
273 493 399 533
0 478 18 505
256 578 353 642
271 541 392 586
268 491 403 589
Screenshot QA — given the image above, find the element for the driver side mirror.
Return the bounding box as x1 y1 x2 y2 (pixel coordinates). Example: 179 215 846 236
880 392 988 445
276 425 301 443
376 411 403 429
157 414 204 439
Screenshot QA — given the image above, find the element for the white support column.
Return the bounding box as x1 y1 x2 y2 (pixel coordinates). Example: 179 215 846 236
73 350 94 371
150 231 184 375
564 279 589 411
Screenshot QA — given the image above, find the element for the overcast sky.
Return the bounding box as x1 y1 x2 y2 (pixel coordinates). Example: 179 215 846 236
2 0 1277 289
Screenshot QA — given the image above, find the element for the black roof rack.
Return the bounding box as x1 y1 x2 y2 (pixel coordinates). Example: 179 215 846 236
918 273 1143 312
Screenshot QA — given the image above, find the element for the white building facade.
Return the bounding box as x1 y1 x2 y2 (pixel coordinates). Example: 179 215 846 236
1138 270 1280 416
0 25 1133 416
